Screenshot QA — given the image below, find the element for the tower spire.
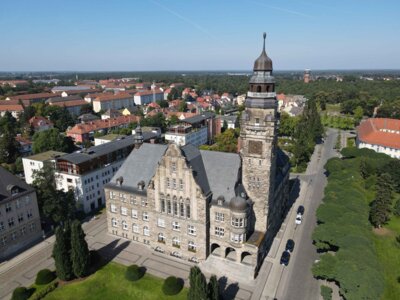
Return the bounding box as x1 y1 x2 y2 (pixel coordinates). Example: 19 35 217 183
263 32 266 52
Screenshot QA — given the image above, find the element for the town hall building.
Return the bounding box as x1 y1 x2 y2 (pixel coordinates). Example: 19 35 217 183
104 34 290 279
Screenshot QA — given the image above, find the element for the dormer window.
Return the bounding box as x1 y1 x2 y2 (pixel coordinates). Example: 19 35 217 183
137 181 145 191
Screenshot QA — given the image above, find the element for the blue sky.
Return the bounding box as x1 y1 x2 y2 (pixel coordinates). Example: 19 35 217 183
0 0 399 71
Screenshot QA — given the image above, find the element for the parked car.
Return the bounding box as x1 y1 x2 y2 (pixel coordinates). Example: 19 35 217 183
280 251 290 266
285 239 295 253
297 205 305 215
295 214 302 225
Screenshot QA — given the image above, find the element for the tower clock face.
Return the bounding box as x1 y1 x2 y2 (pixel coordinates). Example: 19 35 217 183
248 141 262 155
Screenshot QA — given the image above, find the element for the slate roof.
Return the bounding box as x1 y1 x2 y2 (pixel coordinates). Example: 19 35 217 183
106 142 241 202
183 111 215 125
0 167 34 202
59 132 157 165
107 143 168 192
200 149 240 201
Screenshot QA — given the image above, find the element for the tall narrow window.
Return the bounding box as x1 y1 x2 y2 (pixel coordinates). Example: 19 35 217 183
180 203 185 217
186 203 191 219
173 201 178 216
167 200 171 214
161 198 166 213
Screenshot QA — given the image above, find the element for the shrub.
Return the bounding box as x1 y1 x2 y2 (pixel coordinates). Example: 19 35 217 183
31 282 58 300
11 287 30 300
35 269 56 285
320 285 333 300
125 265 145 281
394 199 400 217
162 276 183 296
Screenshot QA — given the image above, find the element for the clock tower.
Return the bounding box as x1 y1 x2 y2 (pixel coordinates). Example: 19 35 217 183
240 33 277 233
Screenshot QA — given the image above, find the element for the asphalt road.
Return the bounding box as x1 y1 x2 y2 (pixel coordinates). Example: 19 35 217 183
276 128 338 300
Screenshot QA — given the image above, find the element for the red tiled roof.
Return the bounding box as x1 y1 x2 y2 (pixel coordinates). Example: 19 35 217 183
93 93 132 102
0 99 31 106
50 100 87 107
134 89 163 96
277 93 286 101
357 118 400 150
67 115 141 135
0 104 24 111
9 92 61 101
148 102 160 108
29 116 53 127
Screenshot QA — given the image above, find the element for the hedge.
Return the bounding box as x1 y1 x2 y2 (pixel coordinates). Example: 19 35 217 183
11 287 30 300
162 276 183 296
321 285 333 300
35 269 56 285
31 281 58 300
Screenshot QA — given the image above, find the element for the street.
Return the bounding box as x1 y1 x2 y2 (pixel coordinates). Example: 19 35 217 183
0 129 338 300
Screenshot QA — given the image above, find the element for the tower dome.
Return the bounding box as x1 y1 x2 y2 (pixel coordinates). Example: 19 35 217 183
229 196 247 212
253 32 272 72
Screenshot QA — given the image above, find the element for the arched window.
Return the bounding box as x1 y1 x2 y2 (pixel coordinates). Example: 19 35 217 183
111 218 118 227
143 226 150 236
132 223 139 233
188 241 196 252
122 220 128 230
257 85 261 93
173 201 178 216
160 198 165 213
180 202 185 217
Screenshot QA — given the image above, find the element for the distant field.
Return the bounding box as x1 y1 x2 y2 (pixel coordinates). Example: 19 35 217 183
43 263 188 300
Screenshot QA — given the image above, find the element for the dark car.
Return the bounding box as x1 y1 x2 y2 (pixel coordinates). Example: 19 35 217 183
297 205 305 215
280 251 290 266
285 239 295 253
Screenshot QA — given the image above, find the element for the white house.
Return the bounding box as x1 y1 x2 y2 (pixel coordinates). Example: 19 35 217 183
92 93 135 113
22 150 67 184
134 90 163 105
357 118 400 159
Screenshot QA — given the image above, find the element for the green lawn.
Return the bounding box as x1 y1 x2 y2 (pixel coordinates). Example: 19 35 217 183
373 216 400 300
43 263 188 300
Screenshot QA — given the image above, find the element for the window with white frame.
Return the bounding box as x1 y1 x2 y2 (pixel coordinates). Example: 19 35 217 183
130 195 137 205
110 191 116 199
132 223 139 233
230 233 245 243
142 211 149 221
29 223 36 231
111 204 117 213
5 203 12 213
112 218 118 227
17 213 23 223
141 198 148 207
215 212 224 222
20 226 26 235
8 217 15 228
172 237 180 247
27 209 33 219
215 226 224 237
121 207 128 216
231 217 244 227
188 241 196 252
143 226 150 236
1 236 6 246
131 209 138 219
158 232 165 243
172 221 180 231
157 218 165 228
122 220 128 231
188 225 196 236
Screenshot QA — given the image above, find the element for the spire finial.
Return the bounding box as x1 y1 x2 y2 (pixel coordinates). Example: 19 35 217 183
263 32 266 51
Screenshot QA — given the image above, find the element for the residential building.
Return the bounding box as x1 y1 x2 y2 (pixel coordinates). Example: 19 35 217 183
66 115 141 143
0 105 24 119
49 99 88 116
29 116 54 132
0 80 29 88
6 92 61 103
134 90 164 105
165 112 217 146
94 134 126 146
219 115 239 129
104 34 290 279
16 135 33 157
22 150 66 184
356 118 400 159
92 93 135 113
55 130 156 213
51 85 91 93
101 109 123 120
0 167 42 261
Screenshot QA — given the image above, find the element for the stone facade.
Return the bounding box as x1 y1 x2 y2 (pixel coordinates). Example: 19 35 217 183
105 34 290 278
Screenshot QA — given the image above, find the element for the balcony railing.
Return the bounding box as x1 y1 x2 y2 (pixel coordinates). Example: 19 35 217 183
247 92 276 98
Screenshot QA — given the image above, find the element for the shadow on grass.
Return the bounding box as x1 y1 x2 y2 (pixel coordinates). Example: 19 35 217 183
89 239 130 274
218 276 239 300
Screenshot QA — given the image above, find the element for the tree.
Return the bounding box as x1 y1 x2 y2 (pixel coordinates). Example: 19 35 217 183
188 266 207 300
53 224 73 281
279 112 299 137
221 120 228 133
167 87 179 101
80 103 94 115
0 131 20 163
369 173 393 227
169 115 179 125
353 106 364 124
178 101 188 112
156 100 169 108
32 164 76 224
70 220 90 278
207 275 220 300
32 128 75 154
44 106 75 132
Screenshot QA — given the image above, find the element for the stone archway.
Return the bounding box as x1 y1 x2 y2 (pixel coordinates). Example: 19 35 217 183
211 243 222 256
241 251 253 265
225 247 237 261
